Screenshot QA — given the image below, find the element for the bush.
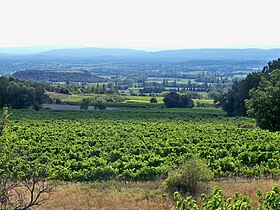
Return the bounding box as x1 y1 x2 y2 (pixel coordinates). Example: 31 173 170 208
165 159 213 195
55 98 62 104
150 97 158 103
80 98 91 110
94 103 106 110
33 103 42 111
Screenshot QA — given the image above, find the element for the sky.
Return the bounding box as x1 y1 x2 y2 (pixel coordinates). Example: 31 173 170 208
0 0 280 50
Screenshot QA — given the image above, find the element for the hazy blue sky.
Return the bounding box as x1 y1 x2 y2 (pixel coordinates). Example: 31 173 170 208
0 0 279 50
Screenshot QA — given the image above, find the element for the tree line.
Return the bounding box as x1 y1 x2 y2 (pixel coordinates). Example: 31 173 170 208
0 77 49 110
218 58 280 131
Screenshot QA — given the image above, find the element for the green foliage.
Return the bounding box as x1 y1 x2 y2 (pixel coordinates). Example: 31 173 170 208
257 185 280 210
219 72 262 116
172 191 199 210
1 108 280 181
94 103 106 110
165 159 213 194
62 94 163 108
91 95 126 103
80 98 91 110
172 185 280 210
263 58 280 73
220 58 280 119
0 76 49 109
150 97 158 103
0 107 54 210
179 95 195 108
12 69 106 83
0 106 10 136
55 98 62 104
164 92 194 108
246 69 280 131
201 186 251 210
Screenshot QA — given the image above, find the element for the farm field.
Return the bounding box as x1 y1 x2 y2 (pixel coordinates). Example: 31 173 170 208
2 108 280 182
60 94 164 104
49 93 214 108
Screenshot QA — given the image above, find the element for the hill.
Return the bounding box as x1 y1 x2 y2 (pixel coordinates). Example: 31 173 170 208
12 70 107 83
1 47 280 62
35 48 280 61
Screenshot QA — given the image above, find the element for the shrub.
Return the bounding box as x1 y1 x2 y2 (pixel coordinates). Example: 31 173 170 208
165 159 213 195
94 103 106 110
150 97 158 103
55 98 62 104
80 98 91 110
33 103 42 111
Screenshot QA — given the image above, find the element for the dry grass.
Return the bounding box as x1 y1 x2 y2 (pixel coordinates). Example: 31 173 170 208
30 179 280 210
214 179 280 209
31 181 173 210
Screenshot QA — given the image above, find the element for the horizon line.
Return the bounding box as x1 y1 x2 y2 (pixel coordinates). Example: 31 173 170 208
1 45 280 54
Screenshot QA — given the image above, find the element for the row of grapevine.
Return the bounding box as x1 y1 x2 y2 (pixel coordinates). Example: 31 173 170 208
1 108 280 181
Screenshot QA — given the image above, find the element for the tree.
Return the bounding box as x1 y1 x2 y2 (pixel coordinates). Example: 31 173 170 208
179 95 194 108
150 97 158 103
163 92 194 108
0 77 10 107
219 72 263 116
219 58 280 117
246 69 280 131
80 98 91 110
0 77 49 110
262 58 280 73
163 92 180 108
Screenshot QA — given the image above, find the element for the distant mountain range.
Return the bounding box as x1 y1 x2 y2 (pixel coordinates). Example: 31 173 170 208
0 46 61 55
0 47 280 61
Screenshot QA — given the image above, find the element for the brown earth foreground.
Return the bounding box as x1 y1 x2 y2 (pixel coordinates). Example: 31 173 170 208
31 179 280 210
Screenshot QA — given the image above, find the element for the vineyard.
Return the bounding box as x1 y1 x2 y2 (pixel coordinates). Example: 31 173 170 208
1 108 280 181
